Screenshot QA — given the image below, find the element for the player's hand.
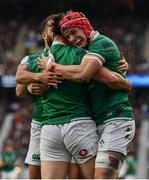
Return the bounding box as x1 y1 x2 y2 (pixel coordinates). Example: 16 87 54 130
46 62 55 71
38 70 63 86
118 52 129 73
37 56 48 70
27 83 49 95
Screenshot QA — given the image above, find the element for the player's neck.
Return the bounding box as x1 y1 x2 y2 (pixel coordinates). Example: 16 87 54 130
45 42 49 49
54 35 66 43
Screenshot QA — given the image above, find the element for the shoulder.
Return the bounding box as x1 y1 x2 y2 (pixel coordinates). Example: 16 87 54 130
20 55 30 65
72 47 88 56
98 34 116 47
20 52 41 65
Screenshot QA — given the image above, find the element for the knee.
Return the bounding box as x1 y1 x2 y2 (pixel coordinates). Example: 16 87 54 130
95 151 124 179
95 168 117 179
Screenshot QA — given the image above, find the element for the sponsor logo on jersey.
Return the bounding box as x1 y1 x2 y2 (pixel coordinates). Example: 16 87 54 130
107 111 113 116
32 154 40 161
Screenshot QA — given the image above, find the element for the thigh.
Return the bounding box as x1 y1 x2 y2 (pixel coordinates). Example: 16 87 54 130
41 161 70 179
25 122 41 166
63 120 99 164
79 156 96 179
40 125 71 179
28 165 41 179
68 162 80 179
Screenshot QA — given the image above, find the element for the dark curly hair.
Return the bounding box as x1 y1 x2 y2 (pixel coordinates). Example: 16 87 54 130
40 13 64 35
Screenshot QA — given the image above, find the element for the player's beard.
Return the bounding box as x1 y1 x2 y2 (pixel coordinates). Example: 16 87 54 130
46 36 53 47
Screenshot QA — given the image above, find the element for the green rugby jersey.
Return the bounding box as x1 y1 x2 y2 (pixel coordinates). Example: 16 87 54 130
41 42 91 126
20 49 49 124
88 33 133 125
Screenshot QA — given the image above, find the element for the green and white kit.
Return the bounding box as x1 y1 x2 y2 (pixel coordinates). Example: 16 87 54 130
40 41 99 164
88 32 135 158
19 49 49 165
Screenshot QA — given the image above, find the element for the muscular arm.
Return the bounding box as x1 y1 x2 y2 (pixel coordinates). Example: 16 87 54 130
16 64 42 84
16 64 62 85
51 57 102 82
94 67 132 91
52 60 131 91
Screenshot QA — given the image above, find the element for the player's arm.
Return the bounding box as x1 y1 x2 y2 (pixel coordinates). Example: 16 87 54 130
51 59 131 90
16 55 52 84
27 83 49 95
16 64 62 85
50 54 102 82
16 64 46 84
16 84 28 96
94 67 132 91
16 64 41 84
16 82 49 97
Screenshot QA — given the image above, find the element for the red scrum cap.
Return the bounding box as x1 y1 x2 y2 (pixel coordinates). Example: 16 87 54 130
60 11 93 38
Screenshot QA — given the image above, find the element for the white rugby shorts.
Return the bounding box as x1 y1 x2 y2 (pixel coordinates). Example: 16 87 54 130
40 120 99 164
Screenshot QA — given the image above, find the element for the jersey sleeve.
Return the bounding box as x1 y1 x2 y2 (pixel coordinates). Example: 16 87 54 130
89 35 121 67
82 51 104 66
73 48 88 64
19 56 30 65
89 42 108 63
18 55 33 71
74 48 103 66
89 36 117 64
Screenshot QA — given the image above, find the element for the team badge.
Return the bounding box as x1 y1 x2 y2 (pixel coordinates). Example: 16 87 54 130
79 149 88 156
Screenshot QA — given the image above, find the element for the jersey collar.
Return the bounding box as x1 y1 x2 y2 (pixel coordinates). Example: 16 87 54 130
52 41 65 46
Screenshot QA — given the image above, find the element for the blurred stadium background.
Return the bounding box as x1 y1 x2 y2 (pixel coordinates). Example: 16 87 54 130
0 0 149 178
